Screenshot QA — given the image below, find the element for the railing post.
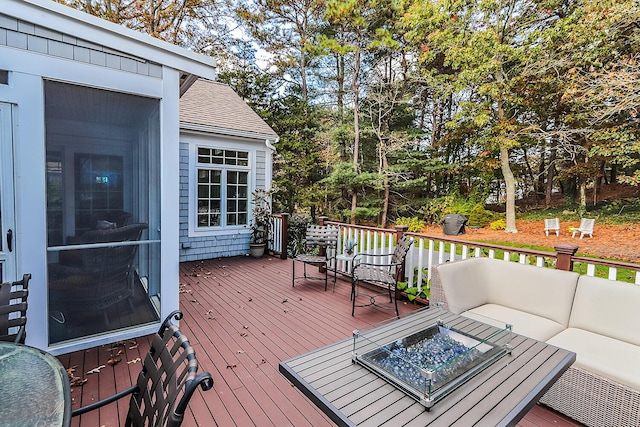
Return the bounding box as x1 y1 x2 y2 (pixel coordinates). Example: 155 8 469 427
555 244 579 271
280 213 289 260
394 225 408 242
318 216 328 227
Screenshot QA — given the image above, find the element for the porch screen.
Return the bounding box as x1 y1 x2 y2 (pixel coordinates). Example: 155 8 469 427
44 81 161 345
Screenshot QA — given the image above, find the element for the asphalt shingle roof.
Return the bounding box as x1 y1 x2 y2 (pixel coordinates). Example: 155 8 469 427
180 79 277 138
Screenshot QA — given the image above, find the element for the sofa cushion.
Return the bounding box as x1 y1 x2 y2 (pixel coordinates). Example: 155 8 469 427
546 327 640 390
437 257 579 328
436 257 489 313
462 304 566 342
570 276 640 346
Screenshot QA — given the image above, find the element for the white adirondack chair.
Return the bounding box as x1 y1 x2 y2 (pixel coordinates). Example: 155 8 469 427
571 218 595 239
544 218 560 236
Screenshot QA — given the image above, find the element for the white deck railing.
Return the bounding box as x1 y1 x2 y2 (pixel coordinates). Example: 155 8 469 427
319 220 640 295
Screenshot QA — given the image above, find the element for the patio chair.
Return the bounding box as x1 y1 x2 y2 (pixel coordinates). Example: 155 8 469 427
351 235 414 318
49 223 148 326
544 218 560 236
0 274 31 343
292 225 339 291
571 218 595 239
72 310 213 427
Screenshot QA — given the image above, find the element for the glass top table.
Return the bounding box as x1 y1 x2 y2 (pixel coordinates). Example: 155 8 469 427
0 342 71 426
352 309 513 408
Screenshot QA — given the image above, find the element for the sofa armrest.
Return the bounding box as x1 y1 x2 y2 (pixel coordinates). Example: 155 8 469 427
431 258 489 314
429 264 449 311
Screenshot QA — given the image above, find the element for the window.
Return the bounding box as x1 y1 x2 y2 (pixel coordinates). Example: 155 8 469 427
196 147 249 228
75 153 124 235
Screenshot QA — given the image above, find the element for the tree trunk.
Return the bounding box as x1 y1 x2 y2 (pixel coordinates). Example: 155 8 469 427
497 98 517 233
350 47 361 225
500 145 518 233
336 54 345 122
545 144 557 207
579 179 587 209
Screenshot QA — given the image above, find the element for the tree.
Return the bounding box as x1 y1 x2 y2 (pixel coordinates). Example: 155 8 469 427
56 0 233 54
236 0 325 103
403 0 572 232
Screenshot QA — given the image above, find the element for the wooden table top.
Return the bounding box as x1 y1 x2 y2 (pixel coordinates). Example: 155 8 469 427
279 307 575 427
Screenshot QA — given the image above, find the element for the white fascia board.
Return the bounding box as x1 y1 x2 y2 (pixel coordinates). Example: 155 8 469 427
5 0 216 80
180 122 278 150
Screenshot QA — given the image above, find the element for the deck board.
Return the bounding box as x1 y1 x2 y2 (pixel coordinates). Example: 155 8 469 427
59 256 583 426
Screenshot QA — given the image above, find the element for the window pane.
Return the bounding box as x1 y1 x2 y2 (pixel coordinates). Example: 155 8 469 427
198 186 209 198
198 147 210 163
196 168 221 228
238 152 249 167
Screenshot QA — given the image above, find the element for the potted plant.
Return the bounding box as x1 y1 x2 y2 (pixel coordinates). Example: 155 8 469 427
344 238 358 255
249 188 271 258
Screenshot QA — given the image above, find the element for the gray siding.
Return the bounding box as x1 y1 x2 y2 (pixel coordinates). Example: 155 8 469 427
256 150 267 188
179 142 268 262
0 13 162 78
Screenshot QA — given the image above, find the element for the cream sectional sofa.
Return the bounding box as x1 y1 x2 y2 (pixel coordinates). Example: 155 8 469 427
431 257 640 427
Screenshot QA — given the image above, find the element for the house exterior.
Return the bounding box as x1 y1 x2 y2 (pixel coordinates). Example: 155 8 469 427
179 79 277 261
0 0 215 355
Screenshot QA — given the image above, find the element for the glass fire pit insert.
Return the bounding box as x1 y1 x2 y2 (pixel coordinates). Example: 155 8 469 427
352 316 512 409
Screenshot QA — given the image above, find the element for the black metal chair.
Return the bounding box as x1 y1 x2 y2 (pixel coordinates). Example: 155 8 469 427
351 235 414 317
0 273 31 343
72 311 213 427
292 225 339 291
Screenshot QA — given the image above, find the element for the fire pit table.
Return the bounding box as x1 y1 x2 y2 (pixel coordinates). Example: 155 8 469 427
279 306 575 427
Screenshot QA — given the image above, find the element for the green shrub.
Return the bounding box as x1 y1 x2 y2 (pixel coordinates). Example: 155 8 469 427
394 216 427 233
419 195 457 224
467 204 497 227
490 219 506 230
287 215 312 257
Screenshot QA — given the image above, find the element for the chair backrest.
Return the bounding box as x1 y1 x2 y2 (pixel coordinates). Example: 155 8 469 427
544 218 560 229
81 223 148 270
127 311 213 427
80 224 148 311
305 225 338 249
78 222 148 245
391 235 414 265
579 218 595 231
0 274 31 343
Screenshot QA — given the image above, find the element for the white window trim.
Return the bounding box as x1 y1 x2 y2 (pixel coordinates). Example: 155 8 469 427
188 140 256 238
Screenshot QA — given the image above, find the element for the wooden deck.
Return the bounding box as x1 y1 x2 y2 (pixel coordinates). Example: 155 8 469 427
58 256 583 426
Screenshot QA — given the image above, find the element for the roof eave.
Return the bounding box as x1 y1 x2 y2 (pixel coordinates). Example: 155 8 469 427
7 0 216 80
180 122 278 150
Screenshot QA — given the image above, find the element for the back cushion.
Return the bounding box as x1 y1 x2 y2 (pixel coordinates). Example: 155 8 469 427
437 258 489 314
570 276 640 346
481 258 579 326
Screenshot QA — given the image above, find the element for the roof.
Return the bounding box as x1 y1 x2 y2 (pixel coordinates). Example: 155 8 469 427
5 0 215 80
180 80 278 140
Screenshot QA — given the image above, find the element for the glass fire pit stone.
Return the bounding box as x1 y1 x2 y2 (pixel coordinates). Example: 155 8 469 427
352 316 512 409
